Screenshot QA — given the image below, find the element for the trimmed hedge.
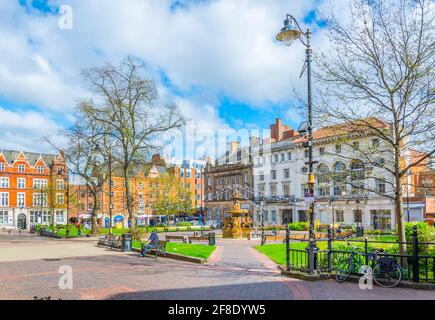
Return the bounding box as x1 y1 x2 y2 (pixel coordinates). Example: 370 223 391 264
288 222 309 231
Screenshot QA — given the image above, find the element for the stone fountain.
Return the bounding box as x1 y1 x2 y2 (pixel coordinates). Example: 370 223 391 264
222 193 253 239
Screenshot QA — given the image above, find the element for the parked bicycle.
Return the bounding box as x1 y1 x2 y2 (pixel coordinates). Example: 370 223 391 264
335 241 402 288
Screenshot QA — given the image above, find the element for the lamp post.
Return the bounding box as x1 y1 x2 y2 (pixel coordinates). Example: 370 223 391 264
200 166 204 221
406 170 410 222
355 198 361 229
276 14 315 234
95 143 113 235
276 15 316 249
40 186 44 226
64 171 70 237
260 201 265 246
329 197 335 238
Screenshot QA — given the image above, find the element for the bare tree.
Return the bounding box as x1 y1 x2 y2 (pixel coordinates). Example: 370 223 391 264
314 0 435 253
80 57 185 230
47 110 107 234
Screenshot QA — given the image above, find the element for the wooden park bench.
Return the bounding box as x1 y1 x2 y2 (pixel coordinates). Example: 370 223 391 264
289 234 308 240
165 235 187 243
315 232 328 240
263 235 286 243
107 235 122 250
97 234 113 247
188 236 209 244
155 240 167 256
335 230 353 239
342 230 353 238
40 229 60 238
97 234 120 248
142 240 167 257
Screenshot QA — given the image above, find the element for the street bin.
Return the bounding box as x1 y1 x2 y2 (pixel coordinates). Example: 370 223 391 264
122 233 132 252
208 232 216 246
356 226 364 237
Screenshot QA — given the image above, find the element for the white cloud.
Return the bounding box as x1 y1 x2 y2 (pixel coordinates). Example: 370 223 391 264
0 107 65 153
1 0 319 107
65 0 316 105
0 0 326 156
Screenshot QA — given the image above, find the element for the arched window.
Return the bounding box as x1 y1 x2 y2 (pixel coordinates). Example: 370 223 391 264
317 164 329 183
334 161 346 172
333 162 346 196
317 164 330 197
350 159 365 195
350 159 364 179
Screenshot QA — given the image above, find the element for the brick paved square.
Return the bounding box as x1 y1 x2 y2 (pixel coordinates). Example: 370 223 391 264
0 236 434 300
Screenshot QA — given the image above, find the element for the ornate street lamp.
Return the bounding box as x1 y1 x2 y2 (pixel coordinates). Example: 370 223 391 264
94 143 113 235
276 13 316 273
276 14 314 231
329 197 335 238
62 169 70 238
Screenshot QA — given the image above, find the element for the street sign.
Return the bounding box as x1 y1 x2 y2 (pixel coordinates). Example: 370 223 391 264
304 192 315 204
304 192 314 197
305 197 315 204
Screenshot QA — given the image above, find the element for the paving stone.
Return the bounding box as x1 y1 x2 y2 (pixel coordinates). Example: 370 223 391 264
0 235 434 300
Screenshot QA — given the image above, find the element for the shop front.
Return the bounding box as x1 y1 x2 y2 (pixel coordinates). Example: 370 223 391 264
79 214 92 229
113 215 125 229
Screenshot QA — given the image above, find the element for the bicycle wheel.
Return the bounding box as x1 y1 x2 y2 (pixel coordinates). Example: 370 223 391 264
372 262 402 288
335 256 352 283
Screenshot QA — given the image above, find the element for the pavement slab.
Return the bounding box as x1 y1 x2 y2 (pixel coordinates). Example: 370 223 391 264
0 233 434 300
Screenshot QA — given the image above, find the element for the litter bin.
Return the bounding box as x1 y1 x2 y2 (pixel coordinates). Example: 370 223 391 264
122 233 132 252
356 226 364 237
208 232 216 246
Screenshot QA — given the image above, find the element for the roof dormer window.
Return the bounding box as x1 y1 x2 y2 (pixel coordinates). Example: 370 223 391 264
18 164 25 173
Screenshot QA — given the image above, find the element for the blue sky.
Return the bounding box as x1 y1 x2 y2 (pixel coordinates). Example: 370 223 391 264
0 0 330 158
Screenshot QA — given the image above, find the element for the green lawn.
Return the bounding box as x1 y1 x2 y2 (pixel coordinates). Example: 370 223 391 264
132 240 216 259
356 235 398 242
255 242 327 266
98 226 210 236
98 228 131 235
256 242 434 280
255 240 401 267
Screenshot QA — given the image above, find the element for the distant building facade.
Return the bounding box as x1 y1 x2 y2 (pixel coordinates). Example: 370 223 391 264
0 150 67 230
252 118 435 230
70 155 206 228
204 140 255 224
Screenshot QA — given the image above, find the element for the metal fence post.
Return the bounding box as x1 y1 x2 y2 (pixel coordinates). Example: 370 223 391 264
364 237 369 266
327 226 332 273
412 225 419 283
307 225 315 274
286 225 290 271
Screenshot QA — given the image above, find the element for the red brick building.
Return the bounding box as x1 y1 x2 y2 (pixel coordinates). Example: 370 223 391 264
0 150 67 230
69 155 206 228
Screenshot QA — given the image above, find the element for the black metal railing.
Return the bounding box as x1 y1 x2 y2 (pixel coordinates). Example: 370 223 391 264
284 225 435 283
